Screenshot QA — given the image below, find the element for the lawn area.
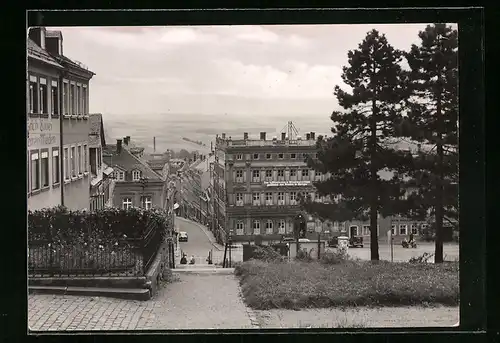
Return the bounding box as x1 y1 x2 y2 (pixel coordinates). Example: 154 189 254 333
235 258 459 310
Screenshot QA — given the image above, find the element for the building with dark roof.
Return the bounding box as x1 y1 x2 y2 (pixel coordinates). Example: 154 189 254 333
103 137 167 210
27 26 95 211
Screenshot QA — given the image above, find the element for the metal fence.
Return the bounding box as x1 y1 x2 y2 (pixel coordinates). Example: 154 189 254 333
28 221 168 277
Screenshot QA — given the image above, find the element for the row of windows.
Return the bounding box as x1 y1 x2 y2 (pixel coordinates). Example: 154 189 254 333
28 148 60 193
233 191 333 206
28 74 88 117
234 219 292 235
234 168 324 183
62 144 88 181
390 224 426 235
122 196 152 210
112 170 142 181
233 152 317 161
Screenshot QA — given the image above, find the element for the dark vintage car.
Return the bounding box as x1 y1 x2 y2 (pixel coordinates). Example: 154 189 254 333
179 231 188 242
328 236 364 248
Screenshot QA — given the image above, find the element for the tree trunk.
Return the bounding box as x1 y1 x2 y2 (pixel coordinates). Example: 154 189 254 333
434 80 444 263
370 97 380 261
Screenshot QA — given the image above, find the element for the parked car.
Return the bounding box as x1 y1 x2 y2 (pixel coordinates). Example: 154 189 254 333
298 238 310 243
349 236 363 248
282 237 295 242
179 231 188 242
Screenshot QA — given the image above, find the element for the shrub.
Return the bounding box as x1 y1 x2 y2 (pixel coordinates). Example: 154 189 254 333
320 251 350 265
236 259 459 310
251 245 284 262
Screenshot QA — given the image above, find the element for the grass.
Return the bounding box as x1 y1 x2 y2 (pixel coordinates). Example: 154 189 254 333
235 258 459 310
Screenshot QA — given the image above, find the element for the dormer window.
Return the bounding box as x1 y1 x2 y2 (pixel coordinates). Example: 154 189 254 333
114 171 125 181
132 170 142 181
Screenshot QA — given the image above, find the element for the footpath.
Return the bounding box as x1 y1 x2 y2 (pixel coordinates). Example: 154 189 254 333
29 272 258 331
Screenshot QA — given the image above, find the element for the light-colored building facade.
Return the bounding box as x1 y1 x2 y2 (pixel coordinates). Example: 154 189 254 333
215 131 320 242
27 27 94 211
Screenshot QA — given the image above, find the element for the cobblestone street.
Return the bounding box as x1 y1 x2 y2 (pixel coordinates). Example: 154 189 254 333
29 273 254 331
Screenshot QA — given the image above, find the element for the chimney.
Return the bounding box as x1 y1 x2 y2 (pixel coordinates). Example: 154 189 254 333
306 133 311 140
153 137 156 152
117 139 122 154
28 27 42 47
281 132 286 141
310 132 315 140
243 132 248 140
222 133 226 139
260 132 266 140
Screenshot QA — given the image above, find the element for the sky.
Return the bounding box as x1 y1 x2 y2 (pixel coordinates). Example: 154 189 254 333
51 24 456 120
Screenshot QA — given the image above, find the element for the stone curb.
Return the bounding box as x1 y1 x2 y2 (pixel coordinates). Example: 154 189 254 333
176 217 224 251
236 281 260 329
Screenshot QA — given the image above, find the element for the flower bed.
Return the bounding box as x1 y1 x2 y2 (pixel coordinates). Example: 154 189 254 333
28 206 173 276
235 258 459 310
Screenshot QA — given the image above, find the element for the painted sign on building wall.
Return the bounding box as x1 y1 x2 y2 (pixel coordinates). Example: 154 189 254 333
264 181 312 187
27 118 59 148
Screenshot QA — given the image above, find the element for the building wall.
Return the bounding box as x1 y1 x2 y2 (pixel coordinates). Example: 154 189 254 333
27 63 62 210
112 181 164 209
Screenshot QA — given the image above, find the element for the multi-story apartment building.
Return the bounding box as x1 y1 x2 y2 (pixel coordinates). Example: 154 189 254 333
103 138 167 210
27 27 94 211
215 130 323 242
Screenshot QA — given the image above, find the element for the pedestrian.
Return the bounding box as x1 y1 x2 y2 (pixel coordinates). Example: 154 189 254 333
189 255 196 264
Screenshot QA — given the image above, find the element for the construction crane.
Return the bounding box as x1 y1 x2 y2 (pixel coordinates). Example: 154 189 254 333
280 121 300 140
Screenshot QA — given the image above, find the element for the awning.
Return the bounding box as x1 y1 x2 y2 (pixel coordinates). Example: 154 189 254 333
103 166 114 176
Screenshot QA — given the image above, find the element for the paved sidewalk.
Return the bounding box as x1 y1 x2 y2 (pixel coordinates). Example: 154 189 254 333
176 217 224 251
29 273 254 331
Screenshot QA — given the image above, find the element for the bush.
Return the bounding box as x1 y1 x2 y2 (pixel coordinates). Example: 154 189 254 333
320 251 351 265
251 245 284 262
235 259 459 310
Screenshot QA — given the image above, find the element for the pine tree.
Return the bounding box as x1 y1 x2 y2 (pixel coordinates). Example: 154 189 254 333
301 30 412 261
397 24 458 263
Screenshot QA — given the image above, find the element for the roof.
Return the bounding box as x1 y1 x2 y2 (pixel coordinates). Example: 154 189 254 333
194 155 216 173
27 38 64 69
88 113 106 147
102 144 163 180
55 54 95 76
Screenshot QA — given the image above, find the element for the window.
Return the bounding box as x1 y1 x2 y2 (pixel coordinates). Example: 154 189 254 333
315 153 319 158
399 224 408 235
63 82 69 115
265 170 272 180
391 225 396 235
290 191 297 205
236 221 244 235
252 169 260 182
122 198 132 210
76 85 81 115
421 224 429 230
50 80 59 116
116 171 125 181
265 192 273 205
252 192 260 205
302 169 309 177
277 170 284 179
40 151 49 188
63 148 69 180
236 154 243 160
236 193 243 205
235 170 243 182
132 170 141 181
83 145 88 172
77 145 82 174
363 225 370 235
253 153 259 160
278 153 284 159
278 220 286 234
290 153 296 159
39 78 48 115
278 192 284 205
316 171 322 177
141 196 152 210
411 224 418 235
30 151 39 191
70 84 76 115
70 147 76 177
52 148 60 184
290 169 297 177
266 220 273 234
29 76 39 114
266 153 272 159
349 225 359 236
253 220 260 235
82 86 87 115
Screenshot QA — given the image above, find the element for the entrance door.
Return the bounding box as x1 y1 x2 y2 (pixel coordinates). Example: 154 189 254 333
349 225 358 238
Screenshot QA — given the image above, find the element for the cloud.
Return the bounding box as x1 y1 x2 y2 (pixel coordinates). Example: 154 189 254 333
232 26 280 43
210 59 344 99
